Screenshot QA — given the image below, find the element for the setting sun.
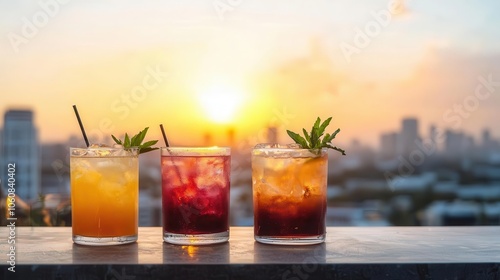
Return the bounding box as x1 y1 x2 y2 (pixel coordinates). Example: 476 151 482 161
198 84 246 124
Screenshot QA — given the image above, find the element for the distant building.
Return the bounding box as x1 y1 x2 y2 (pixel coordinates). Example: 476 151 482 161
429 125 437 143
422 201 481 226
482 129 491 149
456 184 500 200
41 143 69 195
139 190 161 226
203 132 213 146
480 128 500 161
326 201 390 226
266 126 278 144
398 118 420 157
428 124 440 151
1 109 40 201
227 127 235 147
380 132 398 159
390 172 437 192
444 130 472 158
484 203 500 224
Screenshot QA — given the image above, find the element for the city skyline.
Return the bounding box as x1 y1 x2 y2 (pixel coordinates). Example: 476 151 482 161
2 108 500 228
1 1 500 146
1 106 499 152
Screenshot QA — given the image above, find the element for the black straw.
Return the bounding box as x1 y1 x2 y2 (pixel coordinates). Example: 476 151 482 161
160 124 170 147
160 124 183 183
72 105 89 147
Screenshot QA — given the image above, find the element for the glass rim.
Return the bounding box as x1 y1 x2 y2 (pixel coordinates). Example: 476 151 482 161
253 143 327 151
252 144 327 157
70 146 140 150
160 146 230 156
70 147 139 157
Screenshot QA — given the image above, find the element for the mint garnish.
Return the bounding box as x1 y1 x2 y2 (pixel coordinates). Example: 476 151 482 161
286 117 346 155
111 127 158 154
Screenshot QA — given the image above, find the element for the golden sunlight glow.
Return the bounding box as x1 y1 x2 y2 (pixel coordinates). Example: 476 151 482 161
198 84 246 124
181 245 198 258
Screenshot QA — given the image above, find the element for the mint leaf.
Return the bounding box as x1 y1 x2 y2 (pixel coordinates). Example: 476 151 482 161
141 140 158 148
327 144 346 155
286 130 308 148
133 127 148 146
124 133 131 147
302 128 311 147
318 117 331 138
111 135 122 145
111 127 158 155
321 133 331 147
329 128 340 142
138 147 156 154
288 117 346 155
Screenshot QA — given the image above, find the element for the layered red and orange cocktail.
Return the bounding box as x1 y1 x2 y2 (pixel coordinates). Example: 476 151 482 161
252 144 327 245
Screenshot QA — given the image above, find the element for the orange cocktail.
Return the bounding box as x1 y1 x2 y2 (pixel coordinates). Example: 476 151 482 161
252 144 328 245
70 147 138 245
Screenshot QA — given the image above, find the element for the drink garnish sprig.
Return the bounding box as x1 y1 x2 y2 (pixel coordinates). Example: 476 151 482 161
111 127 158 154
286 117 346 156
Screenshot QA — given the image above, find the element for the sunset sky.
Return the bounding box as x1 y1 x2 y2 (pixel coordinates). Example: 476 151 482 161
1 0 499 148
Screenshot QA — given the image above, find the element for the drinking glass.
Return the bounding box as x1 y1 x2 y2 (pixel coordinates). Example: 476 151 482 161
161 147 230 245
252 144 327 245
70 147 139 246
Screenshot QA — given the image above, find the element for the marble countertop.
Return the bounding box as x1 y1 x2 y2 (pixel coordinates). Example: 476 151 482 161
2 226 500 279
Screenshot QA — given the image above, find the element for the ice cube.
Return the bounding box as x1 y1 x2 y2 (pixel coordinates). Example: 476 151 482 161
261 157 305 198
297 157 327 196
162 168 184 187
111 147 133 157
72 149 88 156
75 159 92 169
204 184 223 197
95 149 112 157
86 143 112 156
256 182 282 197
96 159 115 169
289 179 305 198
194 157 228 189
182 185 198 201
285 143 302 149
89 143 111 148
254 143 272 149
71 159 92 179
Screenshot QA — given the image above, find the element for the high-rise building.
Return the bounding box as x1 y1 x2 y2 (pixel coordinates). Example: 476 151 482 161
444 130 466 158
40 143 69 195
398 118 420 157
429 125 437 147
482 129 492 150
203 132 213 146
1 109 40 201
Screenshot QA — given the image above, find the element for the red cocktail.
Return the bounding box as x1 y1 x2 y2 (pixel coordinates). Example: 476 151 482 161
161 147 230 245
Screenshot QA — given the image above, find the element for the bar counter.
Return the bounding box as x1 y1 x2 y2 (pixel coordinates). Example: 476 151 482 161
1 226 499 279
